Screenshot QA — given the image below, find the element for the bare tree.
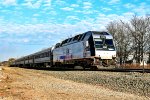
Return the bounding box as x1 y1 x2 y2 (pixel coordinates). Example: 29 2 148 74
106 21 132 65
106 15 150 65
121 15 150 63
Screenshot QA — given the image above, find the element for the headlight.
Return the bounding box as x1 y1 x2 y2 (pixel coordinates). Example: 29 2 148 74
112 55 116 58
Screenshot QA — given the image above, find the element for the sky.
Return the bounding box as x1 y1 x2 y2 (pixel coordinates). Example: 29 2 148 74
0 0 150 61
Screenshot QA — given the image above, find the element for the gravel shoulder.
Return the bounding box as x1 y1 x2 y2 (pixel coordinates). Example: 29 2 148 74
0 66 149 100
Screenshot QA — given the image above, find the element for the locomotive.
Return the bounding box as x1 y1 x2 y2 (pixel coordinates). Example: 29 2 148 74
11 31 116 69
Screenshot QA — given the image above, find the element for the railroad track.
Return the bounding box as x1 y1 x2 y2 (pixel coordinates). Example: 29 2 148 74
97 68 150 73
14 66 150 73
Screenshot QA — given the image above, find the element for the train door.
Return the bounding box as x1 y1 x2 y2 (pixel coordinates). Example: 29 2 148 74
88 35 95 56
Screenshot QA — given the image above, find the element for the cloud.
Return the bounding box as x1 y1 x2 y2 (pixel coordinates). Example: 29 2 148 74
124 3 135 9
61 7 74 11
0 37 30 43
122 12 135 17
83 2 92 6
95 13 134 26
71 4 79 8
108 0 120 4
54 0 67 6
133 3 149 15
123 2 150 16
101 7 112 12
64 16 80 23
33 14 39 17
22 0 42 9
76 9 98 15
1 0 17 6
123 2 150 15
83 2 92 9
66 16 79 20
1 13 132 34
18 0 52 9
43 0 52 7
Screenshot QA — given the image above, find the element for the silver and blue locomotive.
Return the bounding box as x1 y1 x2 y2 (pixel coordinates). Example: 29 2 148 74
11 31 116 69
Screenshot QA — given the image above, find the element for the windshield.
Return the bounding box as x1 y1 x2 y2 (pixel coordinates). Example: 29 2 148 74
94 38 103 49
94 39 115 50
95 41 103 44
105 39 113 45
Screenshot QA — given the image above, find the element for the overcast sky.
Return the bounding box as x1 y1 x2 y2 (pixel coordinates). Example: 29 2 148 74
0 0 149 61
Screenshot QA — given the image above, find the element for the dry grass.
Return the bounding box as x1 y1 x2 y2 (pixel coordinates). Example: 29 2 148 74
2 67 148 100
120 64 150 69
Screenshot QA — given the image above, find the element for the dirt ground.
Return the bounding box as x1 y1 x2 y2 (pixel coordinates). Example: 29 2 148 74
0 66 149 100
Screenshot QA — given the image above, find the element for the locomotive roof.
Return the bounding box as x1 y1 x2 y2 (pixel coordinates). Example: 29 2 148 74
91 31 110 35
57 31 111 47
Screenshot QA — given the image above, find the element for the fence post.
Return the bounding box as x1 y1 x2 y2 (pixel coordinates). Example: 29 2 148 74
143 60 145 74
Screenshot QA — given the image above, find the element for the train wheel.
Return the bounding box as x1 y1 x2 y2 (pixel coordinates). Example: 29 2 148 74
102 61 109 67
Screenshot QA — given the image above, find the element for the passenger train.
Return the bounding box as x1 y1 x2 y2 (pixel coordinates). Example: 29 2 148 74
10 31 116 70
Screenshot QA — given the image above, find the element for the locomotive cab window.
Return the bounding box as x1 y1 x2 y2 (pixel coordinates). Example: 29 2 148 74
94 38 103 49
105 39 113 45
105 39 115 50
94 38 115 50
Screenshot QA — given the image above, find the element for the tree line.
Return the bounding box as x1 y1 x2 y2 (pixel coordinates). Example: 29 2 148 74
106 15 150 65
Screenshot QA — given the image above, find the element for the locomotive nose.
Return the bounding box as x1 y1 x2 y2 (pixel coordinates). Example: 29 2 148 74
96 51 116 59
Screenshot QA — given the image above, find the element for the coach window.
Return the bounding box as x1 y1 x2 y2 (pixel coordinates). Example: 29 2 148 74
38 54 40 58
65 39 68 43
68 38 73 43
60 40 66 46
42 53 44 57
77 34 83 41
45 52 47 57
46 52 48 57
63 39 68 45
67 38 71 43
73 35 79 41
36 55 38 58
55 43 60 48
47 52 49 57
41 53 44 57
81 34 86 41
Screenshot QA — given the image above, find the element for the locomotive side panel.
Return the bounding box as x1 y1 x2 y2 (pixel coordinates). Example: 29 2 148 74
53 41 85 63
34 57 50 63
53 32 93 66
